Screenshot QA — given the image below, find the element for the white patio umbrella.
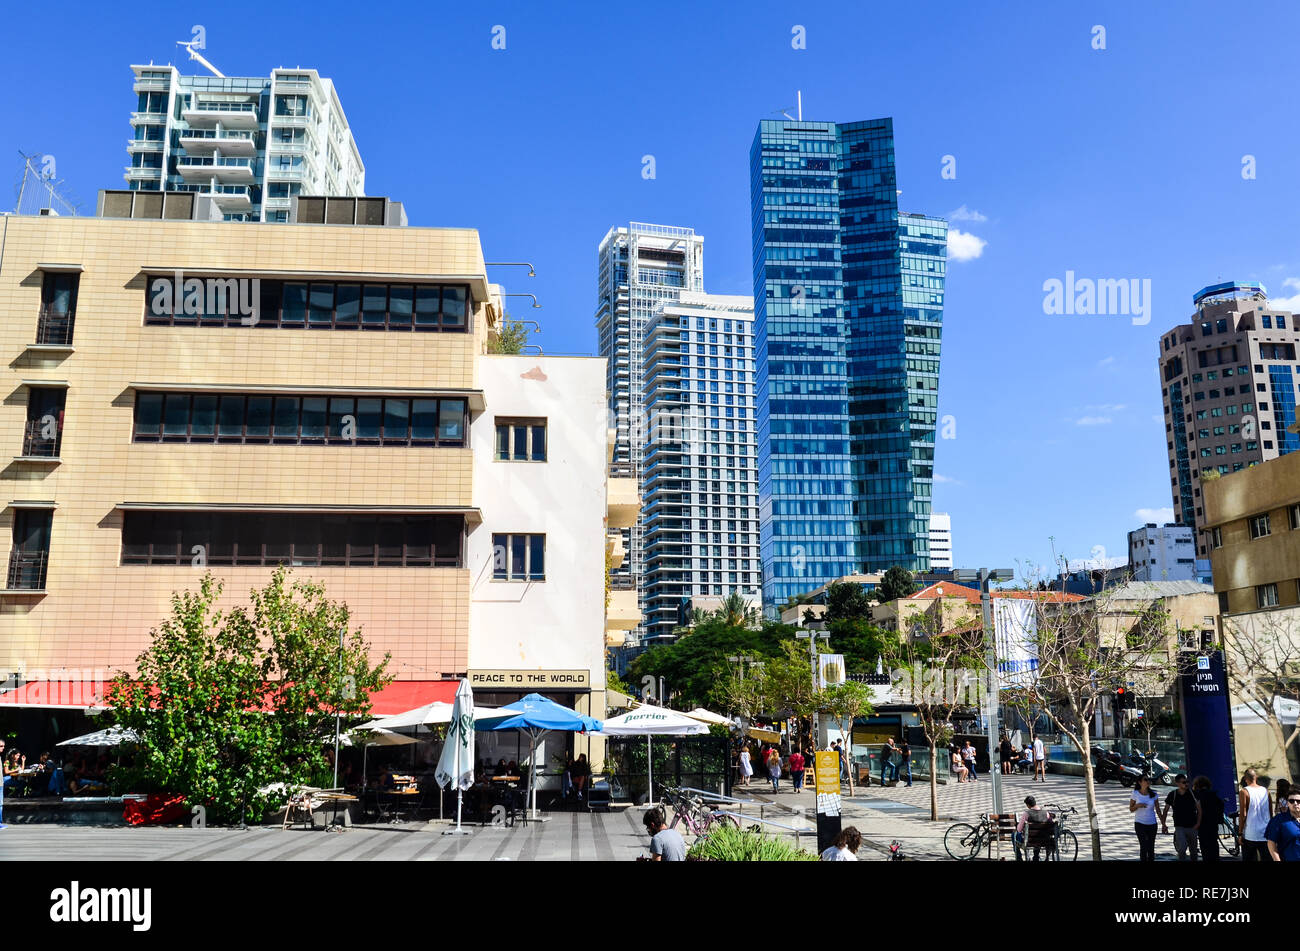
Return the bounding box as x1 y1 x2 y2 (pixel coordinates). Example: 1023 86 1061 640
434 679 476 835
56 726 139 747
356 701 499 733
682 707 735 728
600 704 708 803
343 728 419 792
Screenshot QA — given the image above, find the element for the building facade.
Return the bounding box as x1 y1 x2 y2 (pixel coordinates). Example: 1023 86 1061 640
750 118 947 613
929 512 953 571
1158 282 1300 559
0 207 616 771
640 292 761 641
127 64 365 222
594 223 704 646
1127 522 1209 583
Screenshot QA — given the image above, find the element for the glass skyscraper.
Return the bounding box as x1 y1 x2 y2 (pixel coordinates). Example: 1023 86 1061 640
750 118 947 611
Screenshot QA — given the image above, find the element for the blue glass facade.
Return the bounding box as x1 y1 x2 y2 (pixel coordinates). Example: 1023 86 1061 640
750 118 947 611
1269 365 1300 455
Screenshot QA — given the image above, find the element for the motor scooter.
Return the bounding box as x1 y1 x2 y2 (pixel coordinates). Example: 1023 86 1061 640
1126 748 1175 785
1092 747 1144 787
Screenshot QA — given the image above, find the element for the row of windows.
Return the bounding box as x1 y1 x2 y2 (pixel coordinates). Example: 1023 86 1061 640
132 393 468 446
121 513 465 567
1256 581 1300 609
145 280 470 332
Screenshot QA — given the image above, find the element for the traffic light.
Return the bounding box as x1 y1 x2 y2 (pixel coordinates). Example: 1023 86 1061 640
1116 687 1132 709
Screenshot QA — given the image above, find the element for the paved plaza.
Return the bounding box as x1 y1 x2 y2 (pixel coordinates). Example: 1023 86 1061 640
0 772 1232 861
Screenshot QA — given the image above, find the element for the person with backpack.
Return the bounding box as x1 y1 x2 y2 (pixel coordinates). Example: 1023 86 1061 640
1192 775 1224 861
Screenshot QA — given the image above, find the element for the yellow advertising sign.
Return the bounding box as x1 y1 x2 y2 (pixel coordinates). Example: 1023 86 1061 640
814 751 841 791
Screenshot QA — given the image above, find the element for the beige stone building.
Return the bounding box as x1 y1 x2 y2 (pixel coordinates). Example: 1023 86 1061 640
1202 454 1300 777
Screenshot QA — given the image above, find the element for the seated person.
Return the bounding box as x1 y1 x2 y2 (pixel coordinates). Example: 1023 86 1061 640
506 760 519 778
3 750 28 794
1017 747 1034 772
67 765 108 796
493 758 509 777
377 766 396 790
1014 796 1056 860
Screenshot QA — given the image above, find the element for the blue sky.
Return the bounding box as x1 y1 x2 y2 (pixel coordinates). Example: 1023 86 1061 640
5 0 1298 580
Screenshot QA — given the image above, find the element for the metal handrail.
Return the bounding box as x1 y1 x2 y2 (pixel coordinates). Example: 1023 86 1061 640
712 810 814 841
7 550 48 590
22 420 61 458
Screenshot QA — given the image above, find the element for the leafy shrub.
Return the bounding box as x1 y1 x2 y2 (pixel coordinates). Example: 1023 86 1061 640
686 825 818 862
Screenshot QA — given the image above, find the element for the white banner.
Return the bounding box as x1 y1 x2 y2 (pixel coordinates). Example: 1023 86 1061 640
818 653 846 688
993 598 1039 688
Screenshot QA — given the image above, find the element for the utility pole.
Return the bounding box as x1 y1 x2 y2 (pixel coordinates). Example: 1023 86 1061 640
796 629 830 747
955 567 1015 818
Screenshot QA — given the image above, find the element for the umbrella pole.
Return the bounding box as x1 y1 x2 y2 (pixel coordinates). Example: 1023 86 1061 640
455 724 463 832
647 734 653 805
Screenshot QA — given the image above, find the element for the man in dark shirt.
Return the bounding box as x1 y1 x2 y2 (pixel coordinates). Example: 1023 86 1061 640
1266 791 1300 862
899 741 912 787
1160 774 1202 861
879 739 896 785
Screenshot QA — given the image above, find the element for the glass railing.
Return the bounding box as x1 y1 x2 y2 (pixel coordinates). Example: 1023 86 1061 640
180 129 255 141
850 746 941 783
189 101 257 113
177 156 253 168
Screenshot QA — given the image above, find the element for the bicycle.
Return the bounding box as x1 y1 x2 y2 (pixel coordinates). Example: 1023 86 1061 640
1042 803 1079 861
662 786 739 836
1218 816 1241 858
944 813 994 860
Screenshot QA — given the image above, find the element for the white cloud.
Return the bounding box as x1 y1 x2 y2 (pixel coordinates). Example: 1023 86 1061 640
1084 403 1126 413
1269 277 1300 311
948 205 987 223
1075 416 1113 426
947 229 987 262
1097 356 1117 368
1067 555 1127 571
1134 507 1175 523
1151 414 1164 424
933 473 963 485
1284 278 1300 290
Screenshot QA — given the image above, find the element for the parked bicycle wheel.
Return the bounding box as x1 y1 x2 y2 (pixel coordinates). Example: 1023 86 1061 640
704 812 740 832
1055 829 1078 861
944 822 981 860
1219 818 1240 857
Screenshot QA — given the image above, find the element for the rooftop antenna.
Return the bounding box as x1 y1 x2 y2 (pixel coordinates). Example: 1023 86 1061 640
176 40 225 77
797 90 802 121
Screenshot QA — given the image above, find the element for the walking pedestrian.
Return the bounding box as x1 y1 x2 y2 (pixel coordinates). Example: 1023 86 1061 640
1033 734 1047 782
899 739 913 787
789 749 806 793
738 744 753 787
1274 779 1292 817
1130 774 1161 861
1160 774 1202 861
1192 776 1223 862
1238 768 1272 861
766 747 782 793
1265 788 1300 861
833 739 848 782
999 735 1013 775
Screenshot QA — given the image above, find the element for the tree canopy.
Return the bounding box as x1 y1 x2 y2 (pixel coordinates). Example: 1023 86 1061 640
877 565 918 602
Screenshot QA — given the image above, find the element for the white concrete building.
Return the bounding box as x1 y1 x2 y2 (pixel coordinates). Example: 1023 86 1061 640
127 64 365 222
929 512 953 571
467 355 612 774
1127 522 1204 582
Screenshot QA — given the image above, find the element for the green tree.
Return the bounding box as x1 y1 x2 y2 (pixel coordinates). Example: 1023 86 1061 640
488 313 530 354
823 680 876 794
826 617 894 674
823 581 873 624
110 569 390 824
712 591 760 628
876 565 918 602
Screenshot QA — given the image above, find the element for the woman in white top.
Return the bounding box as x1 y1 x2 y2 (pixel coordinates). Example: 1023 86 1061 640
738 746 753 786
1238 768 1272 861
1129 774 1161 861
819 826 861 861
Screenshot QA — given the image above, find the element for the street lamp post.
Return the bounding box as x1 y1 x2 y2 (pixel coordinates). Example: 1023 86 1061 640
332 625 344 792
795 629 830 749
953 567 1016 817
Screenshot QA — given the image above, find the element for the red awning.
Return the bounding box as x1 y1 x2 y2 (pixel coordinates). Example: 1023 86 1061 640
0 679 457 714
0 681 110 710
366 681 458 715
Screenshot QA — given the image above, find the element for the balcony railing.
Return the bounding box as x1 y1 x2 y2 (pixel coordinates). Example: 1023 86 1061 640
178 156 253 169
6 550 48 591
35 308 75 346
190 101 257 114
610 575 637 591
609 462 636 479
22 420 61 458
180 129 255 141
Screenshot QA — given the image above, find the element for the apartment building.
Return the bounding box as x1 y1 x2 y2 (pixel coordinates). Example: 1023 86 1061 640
640 292 761 641
1158 282 1300 558
127 64 365 222
0 204 619 767
929 513 953 571
1127 522 1209 583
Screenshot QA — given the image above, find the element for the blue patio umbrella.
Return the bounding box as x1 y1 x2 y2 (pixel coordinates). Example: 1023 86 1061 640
476 693 603 819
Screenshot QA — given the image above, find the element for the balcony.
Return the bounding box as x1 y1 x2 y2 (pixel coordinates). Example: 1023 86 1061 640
127 138 164 152
607 582 642 631
177 155 255 184
179 129 257 156
606 531 626 570
34 308 75 347
124 167 163 182
608 468 640 529
604 629 627 648
182 101 260 129
20 420 61 459
130 111 167 125
5 550 47 592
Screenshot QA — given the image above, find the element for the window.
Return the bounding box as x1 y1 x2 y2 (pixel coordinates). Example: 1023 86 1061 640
1290 504 1300 530
38 271 78 345
1257 583 1279 609
1250 514 1271 539
146 278 470 332
133 393 467 447
494 419 547 461
7 508 53 590
121 512 462 567
23 387 65 458
491 533 546 581
1211 527 1222 549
